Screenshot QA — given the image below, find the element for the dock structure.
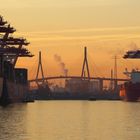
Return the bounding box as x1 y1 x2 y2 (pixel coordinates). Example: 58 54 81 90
0 16 34 105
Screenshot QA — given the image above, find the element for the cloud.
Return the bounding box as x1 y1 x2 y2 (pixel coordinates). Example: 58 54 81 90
14 26 140 42
26 26 140 34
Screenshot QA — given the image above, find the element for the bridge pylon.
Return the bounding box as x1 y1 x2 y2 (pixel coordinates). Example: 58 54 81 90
36 51 45 85
81 47 90 79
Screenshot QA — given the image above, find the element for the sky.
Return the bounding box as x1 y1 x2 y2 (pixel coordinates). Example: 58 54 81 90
1 0 140 79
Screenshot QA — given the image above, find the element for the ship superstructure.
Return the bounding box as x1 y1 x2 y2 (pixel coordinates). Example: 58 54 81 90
0 16 33 106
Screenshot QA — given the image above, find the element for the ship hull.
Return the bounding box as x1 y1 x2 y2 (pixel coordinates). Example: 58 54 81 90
120 82 140 101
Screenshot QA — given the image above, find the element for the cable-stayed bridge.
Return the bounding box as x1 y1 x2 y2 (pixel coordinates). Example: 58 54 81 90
28 47 129 92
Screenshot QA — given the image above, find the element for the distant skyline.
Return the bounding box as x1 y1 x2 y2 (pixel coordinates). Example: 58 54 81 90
1 0 140 79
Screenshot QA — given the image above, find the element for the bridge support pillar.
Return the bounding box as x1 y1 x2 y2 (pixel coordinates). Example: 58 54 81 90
81 47 90 79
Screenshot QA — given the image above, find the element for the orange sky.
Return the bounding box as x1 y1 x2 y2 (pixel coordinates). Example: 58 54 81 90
1 0 140 79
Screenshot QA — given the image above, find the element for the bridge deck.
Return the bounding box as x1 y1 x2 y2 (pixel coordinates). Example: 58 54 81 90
29 76 129 83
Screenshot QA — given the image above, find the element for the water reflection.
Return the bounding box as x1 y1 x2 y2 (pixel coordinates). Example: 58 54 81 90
0 104 28 140
0 101 140 140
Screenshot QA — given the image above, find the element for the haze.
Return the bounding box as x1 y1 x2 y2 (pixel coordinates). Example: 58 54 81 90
1 0 140 79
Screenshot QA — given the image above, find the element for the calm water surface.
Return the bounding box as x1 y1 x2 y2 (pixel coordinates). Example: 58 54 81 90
0 101 140 140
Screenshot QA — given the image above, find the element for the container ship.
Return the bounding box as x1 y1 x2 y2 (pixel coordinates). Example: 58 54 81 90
120 49 140 101
0 16 33 106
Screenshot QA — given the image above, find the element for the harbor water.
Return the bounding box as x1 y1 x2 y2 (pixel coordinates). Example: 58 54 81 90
0 101 140 140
